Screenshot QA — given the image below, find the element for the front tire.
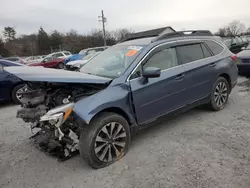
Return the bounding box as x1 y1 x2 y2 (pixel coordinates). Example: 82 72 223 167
79 112 131 169
208 77 230 111
11 84 25 104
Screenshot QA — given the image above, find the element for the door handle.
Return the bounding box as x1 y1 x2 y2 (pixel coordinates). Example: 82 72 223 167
175 74 184 80
210 62 216 67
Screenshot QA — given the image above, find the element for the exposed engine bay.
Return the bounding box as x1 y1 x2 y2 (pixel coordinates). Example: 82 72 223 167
17 82 107 161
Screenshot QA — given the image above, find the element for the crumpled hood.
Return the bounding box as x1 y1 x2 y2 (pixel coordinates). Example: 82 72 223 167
4 66 111 84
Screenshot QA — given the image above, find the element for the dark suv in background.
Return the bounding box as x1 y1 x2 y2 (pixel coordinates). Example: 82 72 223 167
223 37 248 54
6 29 238 168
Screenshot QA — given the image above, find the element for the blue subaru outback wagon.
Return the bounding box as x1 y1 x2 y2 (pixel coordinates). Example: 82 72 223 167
5 29 238 168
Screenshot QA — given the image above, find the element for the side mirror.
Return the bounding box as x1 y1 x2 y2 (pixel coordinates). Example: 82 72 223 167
142 67 161 78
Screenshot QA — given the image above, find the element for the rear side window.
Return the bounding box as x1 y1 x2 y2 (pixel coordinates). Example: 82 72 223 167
201 43 212 58
177 44 204 64
64 52 71 55
53 53 64 57
205 40 224 55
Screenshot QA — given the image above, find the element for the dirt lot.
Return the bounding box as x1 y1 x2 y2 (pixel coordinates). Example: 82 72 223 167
1 77 250 188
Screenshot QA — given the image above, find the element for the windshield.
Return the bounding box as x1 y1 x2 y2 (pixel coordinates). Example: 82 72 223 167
79 49 87 55
80 45 145 78
82 53 98 60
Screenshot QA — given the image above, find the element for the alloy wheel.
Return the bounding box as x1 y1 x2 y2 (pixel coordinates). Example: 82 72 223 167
16 86 27 101
214 81 228 107
94 122 127 162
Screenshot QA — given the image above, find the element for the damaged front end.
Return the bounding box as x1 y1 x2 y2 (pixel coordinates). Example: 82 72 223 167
16 82 107 161
31 102 80 161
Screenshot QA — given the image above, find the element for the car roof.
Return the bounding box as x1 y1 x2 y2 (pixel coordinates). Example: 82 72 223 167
116 35 222 48
116 37 155 46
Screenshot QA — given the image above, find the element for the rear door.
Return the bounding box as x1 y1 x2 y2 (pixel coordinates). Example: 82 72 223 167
176 40 217 103
129 43 188 125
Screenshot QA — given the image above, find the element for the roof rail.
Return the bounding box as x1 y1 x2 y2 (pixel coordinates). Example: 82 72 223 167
119 26 176 43
152 30 213 42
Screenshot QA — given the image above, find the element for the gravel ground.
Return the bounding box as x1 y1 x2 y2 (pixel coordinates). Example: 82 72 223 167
1 76 250 188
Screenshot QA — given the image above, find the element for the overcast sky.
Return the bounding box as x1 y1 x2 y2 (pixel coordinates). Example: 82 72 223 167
1 0 250 35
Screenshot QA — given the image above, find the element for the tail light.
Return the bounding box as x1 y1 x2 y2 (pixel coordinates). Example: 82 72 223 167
231 55 237 63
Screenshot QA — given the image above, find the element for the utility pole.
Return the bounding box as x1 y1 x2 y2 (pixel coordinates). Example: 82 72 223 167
98 10 107 46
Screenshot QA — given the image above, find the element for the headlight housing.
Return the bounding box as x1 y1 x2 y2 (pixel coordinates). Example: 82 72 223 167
40 103 74 127
74 64 81 68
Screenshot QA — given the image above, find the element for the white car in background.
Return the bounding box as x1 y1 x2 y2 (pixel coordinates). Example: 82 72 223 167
65 52 101 71
45 51 72 59
24 56 43 64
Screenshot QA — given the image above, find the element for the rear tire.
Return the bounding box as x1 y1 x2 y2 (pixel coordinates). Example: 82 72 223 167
208 77 230 111
79 112 131 169
11 84 25 104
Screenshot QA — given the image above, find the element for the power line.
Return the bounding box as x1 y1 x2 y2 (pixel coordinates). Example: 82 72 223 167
98 10 107 46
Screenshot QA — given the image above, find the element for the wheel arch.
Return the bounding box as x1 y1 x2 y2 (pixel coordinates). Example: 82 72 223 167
10 81 24 96
89 107 132 126
219 73 231 91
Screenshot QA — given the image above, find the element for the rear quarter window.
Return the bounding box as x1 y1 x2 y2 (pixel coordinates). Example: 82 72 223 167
205 40 224 55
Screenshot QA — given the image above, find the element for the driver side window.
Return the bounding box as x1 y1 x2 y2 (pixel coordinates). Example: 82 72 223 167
130 48 178 80
143 48 178 71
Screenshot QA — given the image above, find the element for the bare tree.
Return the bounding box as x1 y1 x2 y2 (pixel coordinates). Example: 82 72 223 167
215 27 227 37
226 20 245 36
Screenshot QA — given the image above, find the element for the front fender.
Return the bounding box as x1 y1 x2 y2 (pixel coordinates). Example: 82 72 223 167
73 83 135 125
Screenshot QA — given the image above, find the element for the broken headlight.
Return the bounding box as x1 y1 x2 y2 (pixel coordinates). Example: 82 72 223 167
40 103 74 127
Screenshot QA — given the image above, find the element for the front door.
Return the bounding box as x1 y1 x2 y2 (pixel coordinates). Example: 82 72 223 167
129 44 187 125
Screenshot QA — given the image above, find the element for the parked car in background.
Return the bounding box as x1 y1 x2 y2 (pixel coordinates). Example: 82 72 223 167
223 36 249 54
223 37 244 54
3 56 25 64
46 51 72 59
28 56 64 69
236 43 250 75
65 52 101 71
24 56 43 64
241 36 249 45
78 46 109 57
63 53 84 65
6 28 238 168
64 47 108 65
0 60 25 103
